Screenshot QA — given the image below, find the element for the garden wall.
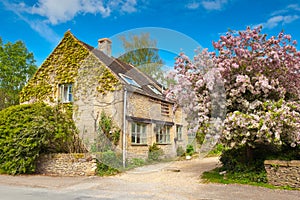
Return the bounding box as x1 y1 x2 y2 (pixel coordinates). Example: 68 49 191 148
36 153 97 176
264 160 300 188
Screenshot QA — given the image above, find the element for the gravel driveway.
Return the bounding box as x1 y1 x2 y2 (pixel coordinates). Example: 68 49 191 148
0 157 299 200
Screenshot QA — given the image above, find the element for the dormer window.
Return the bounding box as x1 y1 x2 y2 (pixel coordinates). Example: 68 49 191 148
59 84 73 103
119 74 141 88
147 85 162 95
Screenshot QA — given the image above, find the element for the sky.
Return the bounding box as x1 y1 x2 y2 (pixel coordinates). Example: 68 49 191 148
1 0 300 68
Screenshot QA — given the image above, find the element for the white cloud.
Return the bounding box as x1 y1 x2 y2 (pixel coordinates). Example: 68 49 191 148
121 0 137 13
186 2 200 10
17 0 138 25
2 0 60 44
262 15 299 29
287 4 300 11
201 0 228 11
2 0 139 44
258 4 300 29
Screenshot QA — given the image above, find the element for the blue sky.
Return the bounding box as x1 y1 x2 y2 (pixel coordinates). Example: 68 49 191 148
1 0 300 68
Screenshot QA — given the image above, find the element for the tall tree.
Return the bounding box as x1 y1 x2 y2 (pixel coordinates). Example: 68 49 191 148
0 37 37 110
118 33 165 84
167 26 300 161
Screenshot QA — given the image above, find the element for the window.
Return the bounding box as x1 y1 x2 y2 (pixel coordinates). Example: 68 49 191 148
59 84 73 103
119 74 141 88
155 125 171 144
131 122 147 144
147 85 162 95
176 125 183 141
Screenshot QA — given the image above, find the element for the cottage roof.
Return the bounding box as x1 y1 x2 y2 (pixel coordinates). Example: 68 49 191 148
78 38 169 102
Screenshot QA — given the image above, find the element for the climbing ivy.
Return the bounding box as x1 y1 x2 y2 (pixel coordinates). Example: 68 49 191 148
75 53 121 98
20 30 122 104
19 31 90 103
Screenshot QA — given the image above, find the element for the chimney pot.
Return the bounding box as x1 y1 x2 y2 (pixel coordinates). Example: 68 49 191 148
98 38 112 56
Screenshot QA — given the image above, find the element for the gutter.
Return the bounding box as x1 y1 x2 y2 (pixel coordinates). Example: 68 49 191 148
122 87 127 168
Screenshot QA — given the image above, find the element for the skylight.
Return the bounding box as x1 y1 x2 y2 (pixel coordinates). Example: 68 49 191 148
119 74 141 88
148 85 162 95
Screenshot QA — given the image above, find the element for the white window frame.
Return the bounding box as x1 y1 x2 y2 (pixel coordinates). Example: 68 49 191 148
155 125 171 144
59 84 73 103
119 73 141 88
131 122 147 144
147 85 162 95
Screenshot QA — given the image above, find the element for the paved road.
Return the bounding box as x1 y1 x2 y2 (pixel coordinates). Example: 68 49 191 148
1 157 299 200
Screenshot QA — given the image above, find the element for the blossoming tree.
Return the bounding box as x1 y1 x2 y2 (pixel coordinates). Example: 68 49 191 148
167 26 300 160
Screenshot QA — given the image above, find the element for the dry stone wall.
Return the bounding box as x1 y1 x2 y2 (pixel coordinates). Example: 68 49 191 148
36 153 97 176
264 160 300 188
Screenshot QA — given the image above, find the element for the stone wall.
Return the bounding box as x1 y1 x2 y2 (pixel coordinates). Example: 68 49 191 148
264 160 300 188
36 153 97 176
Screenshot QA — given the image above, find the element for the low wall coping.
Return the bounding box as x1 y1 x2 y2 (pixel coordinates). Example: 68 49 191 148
264 160 300 167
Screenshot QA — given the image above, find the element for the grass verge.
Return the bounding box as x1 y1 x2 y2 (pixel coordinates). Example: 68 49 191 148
201 167 299 190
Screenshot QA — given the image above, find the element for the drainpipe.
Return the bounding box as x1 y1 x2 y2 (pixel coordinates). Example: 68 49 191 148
122 87 127 168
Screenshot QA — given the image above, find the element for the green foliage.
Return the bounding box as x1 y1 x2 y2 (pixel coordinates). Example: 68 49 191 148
96 150 123 171
96 162 120 176
207 143 225 157
202 167 268 185
119 33 172 86
186 144 195 156
0 103 84 175
99 111 120 145
128 158 146 167
0 37 37 110
93 111 121 152
176 146 185 156
20 31 90 103
148 143 164 161
220 143 300 175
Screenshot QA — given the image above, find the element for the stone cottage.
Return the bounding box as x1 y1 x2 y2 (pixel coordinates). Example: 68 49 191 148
20 31 190 160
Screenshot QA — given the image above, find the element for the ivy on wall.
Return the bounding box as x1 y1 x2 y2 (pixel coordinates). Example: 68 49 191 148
20 31 90 103
74 53 121 99
20 30 122 104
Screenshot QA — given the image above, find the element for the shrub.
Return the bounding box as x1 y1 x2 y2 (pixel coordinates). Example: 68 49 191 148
186 144 195 156
96 162 119 176
148 143 164 161
0 103 84 175
176 146 185 156
96 150 123 169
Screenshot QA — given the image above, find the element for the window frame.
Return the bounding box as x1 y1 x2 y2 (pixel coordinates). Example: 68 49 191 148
155 125 171 144
131 122 147 145
59 84 73 103
119 73 141 88
147 85 162 95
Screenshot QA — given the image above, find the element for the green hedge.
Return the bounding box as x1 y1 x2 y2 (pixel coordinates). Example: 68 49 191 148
0 103 84 175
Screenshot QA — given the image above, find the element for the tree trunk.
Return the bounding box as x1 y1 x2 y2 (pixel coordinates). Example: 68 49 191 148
246 145 253 164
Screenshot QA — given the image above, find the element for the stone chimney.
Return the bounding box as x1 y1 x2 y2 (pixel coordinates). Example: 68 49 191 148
98 38 112 56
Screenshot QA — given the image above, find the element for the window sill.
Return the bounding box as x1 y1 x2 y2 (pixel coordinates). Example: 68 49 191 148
131 143 148 146
157 143 171 145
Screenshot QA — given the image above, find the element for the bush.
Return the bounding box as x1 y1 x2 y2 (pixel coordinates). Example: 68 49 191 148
148 143 164 161
96 162 119 176
219 143 297 173
0 103 84 175
176 146 185 156
95 150 122 176
207 143 225 157
186 144 195 156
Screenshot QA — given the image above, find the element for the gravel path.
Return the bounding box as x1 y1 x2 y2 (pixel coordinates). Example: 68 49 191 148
0 157 299 200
